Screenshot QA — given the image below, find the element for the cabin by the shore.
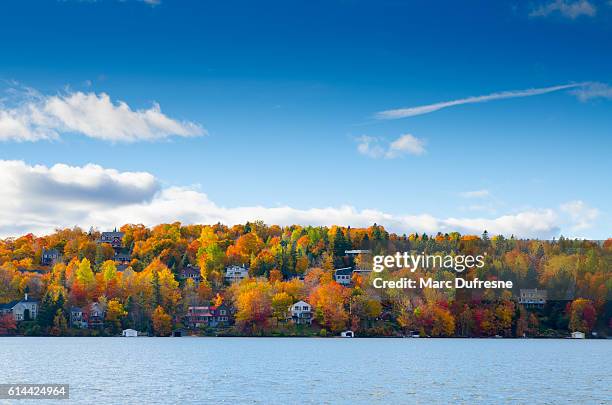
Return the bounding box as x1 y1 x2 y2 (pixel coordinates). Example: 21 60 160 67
519 288 547 308
0 291 39 321
122 328 138 337
289 300 313 325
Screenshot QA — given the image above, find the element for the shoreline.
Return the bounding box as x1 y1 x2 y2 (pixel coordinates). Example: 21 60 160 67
1 334 604 339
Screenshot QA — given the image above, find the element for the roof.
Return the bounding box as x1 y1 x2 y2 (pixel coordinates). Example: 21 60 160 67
334 267 353 276
180 265 200 277
101 231 124 237
225 265 248 275
353 268 372 273
17 268 47 275
0 296 39 309
291 300 310 307
0 300 19 310
70 306 83 312
117 264 129 272
226 265 248 271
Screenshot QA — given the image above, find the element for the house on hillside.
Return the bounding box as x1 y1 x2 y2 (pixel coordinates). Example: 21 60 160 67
0 291 39 321
186 306 210 328
113 252 131 265
225 265 249 284
185 304 232 328
85 302 105 329
70 307 88 328
180 265 201 285
334 267 353 285
289 300 313 325
208 304 231 327
41 247 61 266
99 229 124 250
519 289 547 308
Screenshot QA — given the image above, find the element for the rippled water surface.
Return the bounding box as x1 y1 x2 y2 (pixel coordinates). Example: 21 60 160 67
1 337 610 404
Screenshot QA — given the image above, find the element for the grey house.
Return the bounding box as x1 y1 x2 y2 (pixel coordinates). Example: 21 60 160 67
70 307 88 328
0 292 39 321
334 267 354 285
41 248 61 266
99 229 125 250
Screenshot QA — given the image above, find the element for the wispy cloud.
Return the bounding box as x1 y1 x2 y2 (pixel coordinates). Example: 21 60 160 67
530 0 596 19
570 82 612 101
460 189 490 199
0 86 204 142
356 134 425 159
375 83 586 120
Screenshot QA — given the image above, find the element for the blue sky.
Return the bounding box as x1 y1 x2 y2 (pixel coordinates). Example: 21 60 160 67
0 0 610 238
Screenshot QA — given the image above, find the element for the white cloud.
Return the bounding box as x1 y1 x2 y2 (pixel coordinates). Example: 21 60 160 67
0 160 159 236
0 160 600 239
386 134 426 157
0 88 204 142
460 190 490 198
570 82 612 101
560 200 599 230
356 134 425 159
375 83 585 120
530 0 596 19
356 135 385 158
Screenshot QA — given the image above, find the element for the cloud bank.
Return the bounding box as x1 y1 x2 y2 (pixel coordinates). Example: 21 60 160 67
0 160 600 239
0 88 204 142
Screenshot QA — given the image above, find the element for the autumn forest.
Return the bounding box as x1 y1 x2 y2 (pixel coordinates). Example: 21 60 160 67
0 222 610 338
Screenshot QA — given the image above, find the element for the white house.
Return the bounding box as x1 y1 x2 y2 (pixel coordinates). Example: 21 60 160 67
341 330 354 338
122 329 138 337
225 265 249 283
571 331 585 339
289 300 313 325
334 267 353 285
0 292 39 321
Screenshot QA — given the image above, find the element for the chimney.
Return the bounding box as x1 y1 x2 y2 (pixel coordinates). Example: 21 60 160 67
24 292 28 301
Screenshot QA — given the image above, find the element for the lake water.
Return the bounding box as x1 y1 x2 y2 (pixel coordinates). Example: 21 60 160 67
0 337 610 404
